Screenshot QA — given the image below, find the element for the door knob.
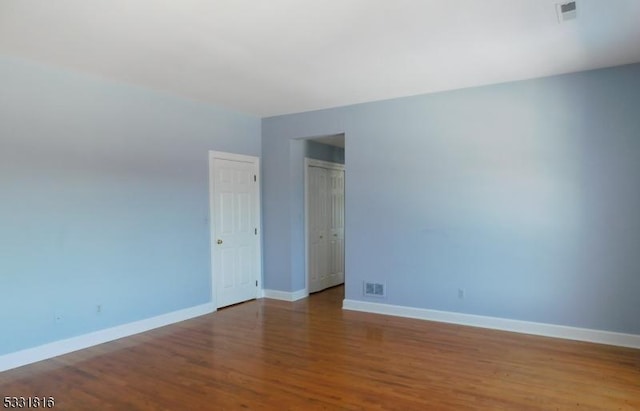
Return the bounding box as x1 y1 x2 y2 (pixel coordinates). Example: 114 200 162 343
217 239 223 245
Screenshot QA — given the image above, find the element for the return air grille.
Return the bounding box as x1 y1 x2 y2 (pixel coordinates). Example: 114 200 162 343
364 282 385 297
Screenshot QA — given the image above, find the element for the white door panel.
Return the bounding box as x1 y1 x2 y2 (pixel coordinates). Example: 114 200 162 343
307 160 345 293
210 153 260 308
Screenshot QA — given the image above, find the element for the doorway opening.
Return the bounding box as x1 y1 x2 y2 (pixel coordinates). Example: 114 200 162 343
306 158 344 293
301 134 345 296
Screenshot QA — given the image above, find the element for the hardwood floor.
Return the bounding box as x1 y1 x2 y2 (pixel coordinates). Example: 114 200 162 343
1 286 639 410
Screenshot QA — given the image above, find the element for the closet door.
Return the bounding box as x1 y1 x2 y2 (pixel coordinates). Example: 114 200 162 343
307 161 345 294
327 169 345 287
308 166 330 293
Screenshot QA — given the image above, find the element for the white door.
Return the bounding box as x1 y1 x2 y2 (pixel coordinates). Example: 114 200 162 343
308 166 330 293
210 152 260 309
328 168 345 286
306 159 345 293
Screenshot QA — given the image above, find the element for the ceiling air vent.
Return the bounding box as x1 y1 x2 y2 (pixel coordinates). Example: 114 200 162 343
557 1 577 23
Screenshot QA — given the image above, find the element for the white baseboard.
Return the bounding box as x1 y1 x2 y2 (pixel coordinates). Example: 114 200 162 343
262 289 308 302
0 303 215 373
342 299 640 349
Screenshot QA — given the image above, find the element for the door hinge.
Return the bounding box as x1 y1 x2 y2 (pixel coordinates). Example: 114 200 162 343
255 228 257 235
256 280 258 287
254 175 257 182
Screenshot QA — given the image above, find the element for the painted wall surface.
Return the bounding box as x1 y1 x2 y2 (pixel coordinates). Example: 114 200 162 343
262 63 640 334
0 56 260 355
305 140 345 165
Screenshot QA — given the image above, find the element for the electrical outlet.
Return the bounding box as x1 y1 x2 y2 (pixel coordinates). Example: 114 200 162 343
458 288 465 299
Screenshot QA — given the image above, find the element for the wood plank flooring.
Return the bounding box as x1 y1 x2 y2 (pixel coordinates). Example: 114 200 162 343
1 286 639 410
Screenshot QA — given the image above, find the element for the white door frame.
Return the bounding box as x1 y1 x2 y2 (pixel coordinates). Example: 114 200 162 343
304 157 345 294
209 150 262 310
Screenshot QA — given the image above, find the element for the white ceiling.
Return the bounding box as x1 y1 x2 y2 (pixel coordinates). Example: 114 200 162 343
1 1 639 117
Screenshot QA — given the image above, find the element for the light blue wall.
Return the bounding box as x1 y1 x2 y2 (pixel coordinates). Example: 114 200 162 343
262 63 640 334
0 56 260 355
305 140 345 164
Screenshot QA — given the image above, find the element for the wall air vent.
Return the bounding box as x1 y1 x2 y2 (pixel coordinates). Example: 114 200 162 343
364 282 386 297
557 1 577 23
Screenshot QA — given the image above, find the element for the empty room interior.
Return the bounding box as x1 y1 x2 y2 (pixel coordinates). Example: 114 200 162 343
1 1 640 409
